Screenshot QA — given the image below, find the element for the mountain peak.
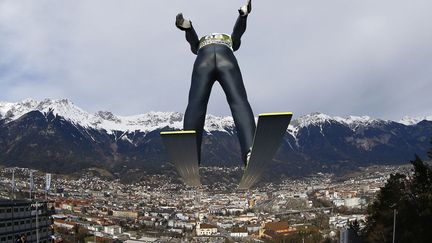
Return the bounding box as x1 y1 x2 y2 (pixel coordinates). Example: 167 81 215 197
399 115 432 125
0 98 92 127
95 111 121 122
37 98 74 108
291 112 390 131
1 98 431 134
293 112 334 127
20 98 38 106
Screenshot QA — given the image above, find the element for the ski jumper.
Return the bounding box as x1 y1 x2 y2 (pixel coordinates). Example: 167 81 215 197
182 15 256 164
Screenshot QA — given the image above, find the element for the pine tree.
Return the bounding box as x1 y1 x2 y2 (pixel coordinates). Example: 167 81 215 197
363 140 432 243
364 173 406 242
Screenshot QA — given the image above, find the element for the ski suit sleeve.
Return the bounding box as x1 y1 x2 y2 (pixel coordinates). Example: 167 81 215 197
185 24 200 55
231 15 248 52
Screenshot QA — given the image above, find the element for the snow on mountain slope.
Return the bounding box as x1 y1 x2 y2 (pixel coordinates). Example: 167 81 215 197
334 115 373 125
93 111 184 133
0 99 233 133
291 112 389 130
1 99 430 135
399 115 432 125
1 99 39 120
292 112 334 128
335 115 391 130
0 98 93 125
204 115 235 133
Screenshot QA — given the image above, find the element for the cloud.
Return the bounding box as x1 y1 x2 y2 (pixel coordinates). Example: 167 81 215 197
1 0 431 120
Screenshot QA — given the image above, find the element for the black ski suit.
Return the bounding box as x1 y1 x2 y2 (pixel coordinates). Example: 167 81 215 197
182 15 256 164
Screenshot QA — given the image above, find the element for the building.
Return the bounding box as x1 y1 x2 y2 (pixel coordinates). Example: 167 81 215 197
104 225 122 235
260 221 297 241
246 224 260 234
196 222 218 236
0 200 53 243
53 219 77 230
112 210 139 219
230 227 248 238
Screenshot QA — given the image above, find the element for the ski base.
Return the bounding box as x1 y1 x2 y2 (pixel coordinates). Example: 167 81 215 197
160 130 201 187
238 112 293 189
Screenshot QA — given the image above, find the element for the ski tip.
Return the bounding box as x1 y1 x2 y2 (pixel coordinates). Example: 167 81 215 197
160 130 196 135
259 112 293 117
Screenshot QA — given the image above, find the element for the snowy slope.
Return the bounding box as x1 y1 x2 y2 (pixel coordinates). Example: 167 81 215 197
1 99 430 135
399 115 432 125
0 99 234 134
0 98 93 125
291 112 390 131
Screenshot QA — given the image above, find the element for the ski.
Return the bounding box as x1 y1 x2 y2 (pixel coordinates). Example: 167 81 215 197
160 130 201 187
238 112 293 189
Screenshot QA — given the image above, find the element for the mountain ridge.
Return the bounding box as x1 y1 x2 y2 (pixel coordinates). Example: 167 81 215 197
1 98 431 179
2 98 430 134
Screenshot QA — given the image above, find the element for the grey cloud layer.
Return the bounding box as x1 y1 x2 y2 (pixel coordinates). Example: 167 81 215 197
1 0 431 120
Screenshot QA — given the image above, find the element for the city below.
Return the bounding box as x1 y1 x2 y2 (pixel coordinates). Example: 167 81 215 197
0 164 412 243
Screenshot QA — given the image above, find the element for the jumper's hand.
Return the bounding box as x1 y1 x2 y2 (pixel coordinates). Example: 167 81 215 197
238 0 252 16
175 13 192 31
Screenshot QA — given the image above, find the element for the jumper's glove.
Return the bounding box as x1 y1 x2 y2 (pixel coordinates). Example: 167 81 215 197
175 13 192 31
238 0 252 16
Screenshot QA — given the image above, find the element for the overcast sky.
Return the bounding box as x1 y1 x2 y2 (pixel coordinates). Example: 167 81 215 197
1 0 431 120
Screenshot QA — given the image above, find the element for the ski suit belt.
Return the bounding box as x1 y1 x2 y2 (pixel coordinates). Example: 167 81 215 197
198 34 233 51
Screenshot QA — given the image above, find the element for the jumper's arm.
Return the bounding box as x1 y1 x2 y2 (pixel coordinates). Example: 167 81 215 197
232 0 252 51
176 13 199 55
185 26 199 55
231 15 248 52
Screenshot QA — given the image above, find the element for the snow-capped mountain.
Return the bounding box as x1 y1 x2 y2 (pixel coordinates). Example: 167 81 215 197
292 112 391 129
0 99 235 134
0 98 93 126
399 115 432 126
0 98 431 177
1 98 429 135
